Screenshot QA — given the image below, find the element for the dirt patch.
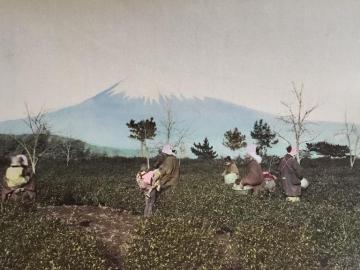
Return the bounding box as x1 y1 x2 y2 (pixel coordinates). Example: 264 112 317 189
38 205 141 268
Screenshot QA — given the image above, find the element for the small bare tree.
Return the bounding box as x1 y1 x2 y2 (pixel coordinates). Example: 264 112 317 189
160 98 190 148
342 115 360 168
279 82 318 160
15 105 50 174
60 138 73 167
162 99 176 145
179 141 187 159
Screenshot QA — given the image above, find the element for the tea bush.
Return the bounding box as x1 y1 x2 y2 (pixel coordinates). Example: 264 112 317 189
0 203 107 270
125 215 228 270
36 158 144 214
229 221 319 270
1 157 360 269
307 206 360 269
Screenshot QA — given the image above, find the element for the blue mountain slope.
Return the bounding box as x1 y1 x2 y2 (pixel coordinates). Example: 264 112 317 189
0 84 344 157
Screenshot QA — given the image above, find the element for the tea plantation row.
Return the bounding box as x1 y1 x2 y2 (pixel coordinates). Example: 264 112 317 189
1 157 360 269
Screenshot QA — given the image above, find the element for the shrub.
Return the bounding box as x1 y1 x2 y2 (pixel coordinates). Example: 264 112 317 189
229 220 319 269
0 203 107 270
2 157 360 269
308 206 360 269
36 158 144 214
125 215 228 270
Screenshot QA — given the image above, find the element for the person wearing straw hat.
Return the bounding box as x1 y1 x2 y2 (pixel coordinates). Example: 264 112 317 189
278 146 304 202
234 144 265 193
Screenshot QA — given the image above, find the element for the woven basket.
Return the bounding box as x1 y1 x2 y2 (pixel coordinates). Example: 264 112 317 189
232 185 253 195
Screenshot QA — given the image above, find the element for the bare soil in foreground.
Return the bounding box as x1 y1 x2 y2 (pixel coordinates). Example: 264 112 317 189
38 205 141 269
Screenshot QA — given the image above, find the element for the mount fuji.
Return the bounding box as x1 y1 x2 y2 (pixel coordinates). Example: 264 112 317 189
0 83 344 157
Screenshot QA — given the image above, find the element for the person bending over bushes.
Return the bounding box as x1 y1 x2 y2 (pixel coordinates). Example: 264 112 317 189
136 145 180 217
234 145 265 193
157 144 180 193
136 164 161 217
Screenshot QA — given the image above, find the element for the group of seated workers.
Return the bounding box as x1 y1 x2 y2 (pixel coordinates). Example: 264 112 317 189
222 144 306 201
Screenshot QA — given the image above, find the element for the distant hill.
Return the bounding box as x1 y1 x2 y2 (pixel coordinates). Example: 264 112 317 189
0 133 129 158
86 143 137 157
0 83 344 157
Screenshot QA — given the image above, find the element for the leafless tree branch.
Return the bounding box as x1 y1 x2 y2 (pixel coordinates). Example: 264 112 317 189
279 82 318 160
14 105 50 173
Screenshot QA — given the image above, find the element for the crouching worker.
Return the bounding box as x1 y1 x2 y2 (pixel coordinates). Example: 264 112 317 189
157 144 180 193
136 164 161 217
222 156 240 184
263 171 277 192
233 145 265 194
1 155 35 203
279 146 304 202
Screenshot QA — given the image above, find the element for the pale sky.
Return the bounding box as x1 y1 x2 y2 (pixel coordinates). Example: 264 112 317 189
0 0 359 123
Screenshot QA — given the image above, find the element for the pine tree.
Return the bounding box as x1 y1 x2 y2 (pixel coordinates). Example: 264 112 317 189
306 141 350 158
250 119 278 155
223 128 247 151
126 117 157 158
191 137 218 159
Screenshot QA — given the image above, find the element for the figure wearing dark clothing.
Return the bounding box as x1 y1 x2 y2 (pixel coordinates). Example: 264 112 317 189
241 158 264 186
279 147 304 199
158 155 180 190
138 145 180 216
235 157 265 193
153 152 167 169
144 189 157 217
